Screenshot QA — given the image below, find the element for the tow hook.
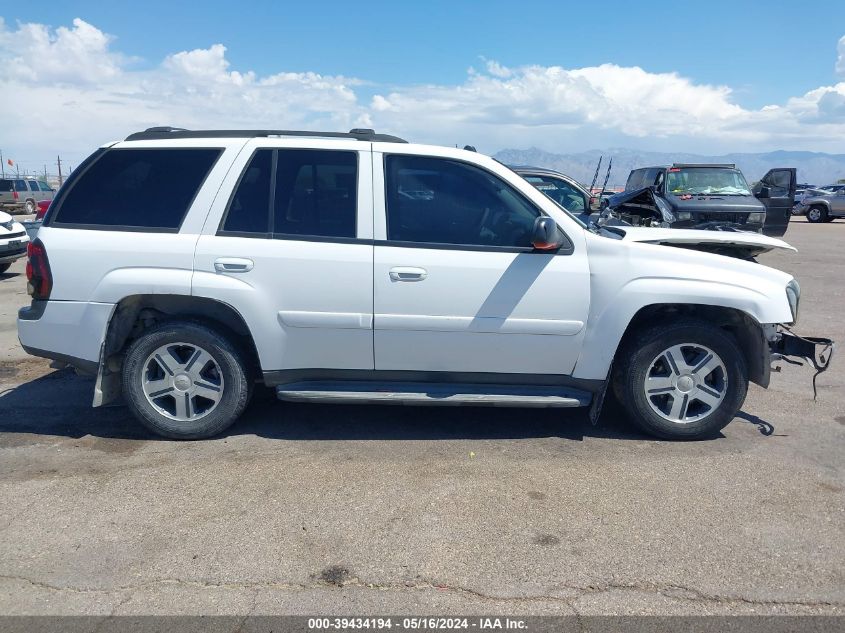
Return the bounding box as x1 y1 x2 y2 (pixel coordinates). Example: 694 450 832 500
770 328 835 399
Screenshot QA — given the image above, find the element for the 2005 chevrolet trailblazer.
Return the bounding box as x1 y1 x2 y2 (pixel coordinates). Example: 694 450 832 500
16 128 834 440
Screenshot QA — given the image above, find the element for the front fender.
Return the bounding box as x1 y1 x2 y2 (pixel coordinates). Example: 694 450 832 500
571 276 793 381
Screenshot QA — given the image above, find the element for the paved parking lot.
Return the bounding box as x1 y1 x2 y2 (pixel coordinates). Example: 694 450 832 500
0 218 842 616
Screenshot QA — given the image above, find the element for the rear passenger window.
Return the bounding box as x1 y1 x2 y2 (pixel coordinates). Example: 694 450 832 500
28 181 39 191
221 150 272 234
51 148 221 230
273 150 357 238
221 149 357 239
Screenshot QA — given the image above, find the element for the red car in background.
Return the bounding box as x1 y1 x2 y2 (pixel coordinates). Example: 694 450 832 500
35 199 51 220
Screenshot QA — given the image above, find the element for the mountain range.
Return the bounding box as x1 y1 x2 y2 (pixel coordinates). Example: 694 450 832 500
493 148 845 189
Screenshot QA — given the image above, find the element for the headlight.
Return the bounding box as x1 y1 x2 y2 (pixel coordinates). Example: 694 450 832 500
676 211 691 221
747 212 765 224
785 279 800 324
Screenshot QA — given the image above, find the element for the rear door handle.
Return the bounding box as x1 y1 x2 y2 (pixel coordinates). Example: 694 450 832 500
214 257 254 273
389 267 427 282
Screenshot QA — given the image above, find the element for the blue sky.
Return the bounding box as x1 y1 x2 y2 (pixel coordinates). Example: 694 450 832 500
2 1 845 167
18 0 845 108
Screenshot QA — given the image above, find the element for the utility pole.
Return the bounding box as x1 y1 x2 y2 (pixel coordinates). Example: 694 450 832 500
43 164 47 179
57 155 63 186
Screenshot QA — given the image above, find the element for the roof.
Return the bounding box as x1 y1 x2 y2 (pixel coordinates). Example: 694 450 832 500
124 126 408 143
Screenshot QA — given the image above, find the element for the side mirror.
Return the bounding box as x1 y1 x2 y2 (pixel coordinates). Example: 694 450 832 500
531 217 565 251
757 186 771 199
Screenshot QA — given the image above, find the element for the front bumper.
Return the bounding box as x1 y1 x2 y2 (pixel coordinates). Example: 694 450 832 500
0 235 29 263
770 328 835 396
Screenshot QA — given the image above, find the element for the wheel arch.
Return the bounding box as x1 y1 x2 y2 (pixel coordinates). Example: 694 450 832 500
95 294 261 406
614 304 770 388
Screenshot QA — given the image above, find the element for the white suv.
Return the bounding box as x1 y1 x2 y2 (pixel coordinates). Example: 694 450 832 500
17 127 833 440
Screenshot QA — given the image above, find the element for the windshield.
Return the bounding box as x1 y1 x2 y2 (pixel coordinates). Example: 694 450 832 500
666 168 751 196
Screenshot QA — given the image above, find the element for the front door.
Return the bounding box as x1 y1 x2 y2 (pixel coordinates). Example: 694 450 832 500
193 143 374 372
755 168 796 237
372 152 590 376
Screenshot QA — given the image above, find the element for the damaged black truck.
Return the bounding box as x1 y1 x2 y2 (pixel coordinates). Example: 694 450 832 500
602 164 796 237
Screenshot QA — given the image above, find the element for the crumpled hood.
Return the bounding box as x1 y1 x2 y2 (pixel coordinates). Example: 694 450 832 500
617 226 796 254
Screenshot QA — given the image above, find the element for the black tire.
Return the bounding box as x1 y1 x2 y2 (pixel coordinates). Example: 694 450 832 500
122 321 251 439
0 263 10 274
806 205 828 223
614 320 748 440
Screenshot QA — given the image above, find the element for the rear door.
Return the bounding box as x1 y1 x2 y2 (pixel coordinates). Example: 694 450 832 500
755 168 796 236
193 139 374 374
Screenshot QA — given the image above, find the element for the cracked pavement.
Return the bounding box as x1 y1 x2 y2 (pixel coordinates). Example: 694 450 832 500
0 219 843 616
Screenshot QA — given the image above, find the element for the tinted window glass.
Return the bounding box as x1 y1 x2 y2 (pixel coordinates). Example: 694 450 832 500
53 148 221 229
0 180 12 192
222 150 272 234
523 175 586 211
38 181 53 192
273 150 357 238
27 181 39 191
762 170 791 197
15 180 27 192
386 155 539 247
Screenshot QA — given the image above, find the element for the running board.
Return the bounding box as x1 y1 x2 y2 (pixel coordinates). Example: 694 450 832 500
275 381 592 407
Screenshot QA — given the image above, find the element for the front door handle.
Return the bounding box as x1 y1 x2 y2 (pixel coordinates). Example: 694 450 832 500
214 257 254 273
389 266 427 282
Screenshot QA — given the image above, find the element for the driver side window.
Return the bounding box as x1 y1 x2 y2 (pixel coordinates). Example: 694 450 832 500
385 155 539 248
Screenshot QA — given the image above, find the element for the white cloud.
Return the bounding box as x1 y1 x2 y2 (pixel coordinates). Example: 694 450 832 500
0 17 124 84
1 17 844 170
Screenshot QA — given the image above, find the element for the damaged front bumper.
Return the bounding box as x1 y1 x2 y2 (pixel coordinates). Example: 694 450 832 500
769 327 835 397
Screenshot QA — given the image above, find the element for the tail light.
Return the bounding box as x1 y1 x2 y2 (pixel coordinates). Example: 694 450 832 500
12 190 18 201
35 200 51 220
26 239 52 300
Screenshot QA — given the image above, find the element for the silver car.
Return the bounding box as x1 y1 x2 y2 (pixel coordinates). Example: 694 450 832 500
796 188 845 223
0 177 54 214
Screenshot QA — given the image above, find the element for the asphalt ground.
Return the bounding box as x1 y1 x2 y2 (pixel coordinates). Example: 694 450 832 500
0 217 842 617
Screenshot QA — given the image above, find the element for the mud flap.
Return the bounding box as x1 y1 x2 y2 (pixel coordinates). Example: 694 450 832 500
588 371 611 425
92 343 121 407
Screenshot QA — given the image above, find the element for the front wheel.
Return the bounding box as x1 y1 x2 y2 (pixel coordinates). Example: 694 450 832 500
806 206 828 223
615 321 748 440
122 321 251 439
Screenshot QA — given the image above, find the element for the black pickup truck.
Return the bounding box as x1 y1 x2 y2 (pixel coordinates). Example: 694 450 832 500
603 164 796 237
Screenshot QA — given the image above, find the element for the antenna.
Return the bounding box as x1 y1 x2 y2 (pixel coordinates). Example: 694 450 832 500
589 156 602 195
600 158 613 197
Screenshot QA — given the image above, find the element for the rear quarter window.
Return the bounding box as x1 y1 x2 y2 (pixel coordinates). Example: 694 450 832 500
50 148 222 231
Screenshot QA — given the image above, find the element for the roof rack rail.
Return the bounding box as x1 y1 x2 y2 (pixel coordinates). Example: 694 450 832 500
124 127 408 143
671 163 736 169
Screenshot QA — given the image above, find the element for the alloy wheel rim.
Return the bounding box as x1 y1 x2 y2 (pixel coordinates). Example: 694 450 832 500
808 209 821 221
643 343 728 424
141 342 224 422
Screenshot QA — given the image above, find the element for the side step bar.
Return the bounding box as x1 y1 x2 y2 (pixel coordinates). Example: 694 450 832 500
275 381 592 408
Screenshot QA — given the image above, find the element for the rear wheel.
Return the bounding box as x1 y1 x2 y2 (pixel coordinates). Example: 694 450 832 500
122 321 251 439
24 199 35 214
806 205 828 223
615 320 748 440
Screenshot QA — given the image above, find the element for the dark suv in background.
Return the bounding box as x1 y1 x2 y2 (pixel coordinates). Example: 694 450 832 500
605 164 795 236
